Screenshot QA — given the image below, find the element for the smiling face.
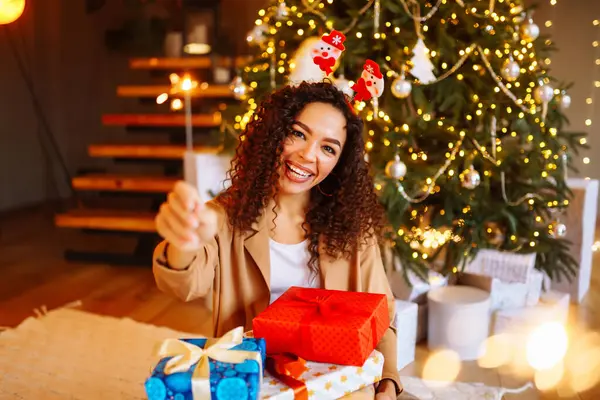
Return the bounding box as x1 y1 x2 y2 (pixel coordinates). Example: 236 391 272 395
279 102 347 195
361 70 384 97
312 40 342 60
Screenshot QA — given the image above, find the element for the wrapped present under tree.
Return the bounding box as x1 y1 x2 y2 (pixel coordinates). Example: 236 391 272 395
261 350 385 400
253 287 389 366
145 327 266 400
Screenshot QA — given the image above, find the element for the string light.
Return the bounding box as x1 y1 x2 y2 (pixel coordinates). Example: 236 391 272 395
236 0 586 264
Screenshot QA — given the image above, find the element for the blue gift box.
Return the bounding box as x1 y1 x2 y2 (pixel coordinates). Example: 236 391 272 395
145 335 266 400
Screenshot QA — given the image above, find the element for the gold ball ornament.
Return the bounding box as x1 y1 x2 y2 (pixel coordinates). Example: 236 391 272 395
460 165 481 189
485 222 505 246
385 155 407 179
391 75 412 99
501 58 520 82
534 82 554 104
520 18 540 42
229 76 249 100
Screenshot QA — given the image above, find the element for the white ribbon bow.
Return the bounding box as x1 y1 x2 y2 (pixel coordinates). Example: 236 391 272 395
155 326 263 399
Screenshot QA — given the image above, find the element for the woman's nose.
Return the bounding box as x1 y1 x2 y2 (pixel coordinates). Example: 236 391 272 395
300 143 318 161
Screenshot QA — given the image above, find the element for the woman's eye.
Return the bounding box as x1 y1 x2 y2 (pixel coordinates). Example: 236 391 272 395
323 145 335 154
291 130 305 139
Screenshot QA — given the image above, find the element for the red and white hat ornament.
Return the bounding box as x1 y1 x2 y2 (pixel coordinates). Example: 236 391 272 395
321 29 346 51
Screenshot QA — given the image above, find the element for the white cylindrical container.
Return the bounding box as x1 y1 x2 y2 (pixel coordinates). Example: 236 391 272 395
427 286 491 361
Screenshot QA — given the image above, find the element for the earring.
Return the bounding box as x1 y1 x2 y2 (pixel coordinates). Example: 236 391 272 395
317 183 333 197
316 174 340 197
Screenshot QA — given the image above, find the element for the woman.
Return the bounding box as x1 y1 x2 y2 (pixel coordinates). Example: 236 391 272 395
153 81 401 399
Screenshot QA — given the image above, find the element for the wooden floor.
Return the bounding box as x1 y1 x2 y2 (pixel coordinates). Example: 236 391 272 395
0 203 599 400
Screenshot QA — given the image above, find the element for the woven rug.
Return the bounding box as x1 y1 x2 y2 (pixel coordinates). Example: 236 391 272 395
0 305 532 399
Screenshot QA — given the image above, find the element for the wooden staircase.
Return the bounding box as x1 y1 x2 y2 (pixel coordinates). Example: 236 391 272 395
56 55 241 265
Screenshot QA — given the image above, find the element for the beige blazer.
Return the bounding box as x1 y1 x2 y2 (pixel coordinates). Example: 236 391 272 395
152 201 402 392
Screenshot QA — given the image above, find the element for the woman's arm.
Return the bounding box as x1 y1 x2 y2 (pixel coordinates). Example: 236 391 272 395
152 200 224 302
152 236 219 302
359 238 403 397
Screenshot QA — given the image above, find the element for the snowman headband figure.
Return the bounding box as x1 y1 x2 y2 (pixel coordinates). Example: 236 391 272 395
312 30 384 103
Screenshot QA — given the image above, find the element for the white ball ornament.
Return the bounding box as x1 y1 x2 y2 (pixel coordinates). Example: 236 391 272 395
385 154 407 179
521 18 540 42
551 222 567 238
275 2 289 20
460 165 481 189
501 58 520 82
534 82 554 104
229 76 248 100
559 91 572 109
391 74 412 99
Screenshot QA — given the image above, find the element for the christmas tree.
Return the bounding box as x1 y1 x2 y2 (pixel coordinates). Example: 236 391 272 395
223 0 588 282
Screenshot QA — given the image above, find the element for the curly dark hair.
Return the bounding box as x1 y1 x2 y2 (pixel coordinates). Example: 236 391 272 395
217 81 387 274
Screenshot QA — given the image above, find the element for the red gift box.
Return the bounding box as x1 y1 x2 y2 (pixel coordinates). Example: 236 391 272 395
252 287 389 366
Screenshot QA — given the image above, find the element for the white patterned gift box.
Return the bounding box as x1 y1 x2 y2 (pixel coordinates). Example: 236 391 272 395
387 268 449 303
392 300 418 370
490 290 570 336
464 249 536 284
461 249 544 311
260 350 384 399
458 269 544 312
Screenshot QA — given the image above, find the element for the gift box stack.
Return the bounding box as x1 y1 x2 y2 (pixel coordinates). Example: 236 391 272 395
144 287 392 400
458 249 570 338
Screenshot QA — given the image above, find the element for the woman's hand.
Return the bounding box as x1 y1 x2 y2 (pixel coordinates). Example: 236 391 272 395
375 379 397 400
155 181 218 252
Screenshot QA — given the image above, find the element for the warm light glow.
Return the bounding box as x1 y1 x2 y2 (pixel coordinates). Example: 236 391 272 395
170 98 183 111
422 349 461 384
527 322 569 371
0 0 25 25
156 93 169 105
477 333 514 368
181 77 193 91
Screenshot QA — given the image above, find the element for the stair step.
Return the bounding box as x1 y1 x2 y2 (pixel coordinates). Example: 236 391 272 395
102 113 222 128
129 56 248 70
117 85 234 99
73 174 177 193
88 144 222 159
55 210 156 232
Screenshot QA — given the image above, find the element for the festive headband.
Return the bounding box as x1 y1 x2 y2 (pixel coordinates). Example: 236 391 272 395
311 30 385 103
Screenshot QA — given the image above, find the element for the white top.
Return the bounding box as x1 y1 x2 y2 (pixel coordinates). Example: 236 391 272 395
269 238 319 304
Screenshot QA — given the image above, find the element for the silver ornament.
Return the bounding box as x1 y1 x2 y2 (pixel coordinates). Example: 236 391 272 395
501 58 520 82
385 154 407 179
551 222 567 238
229 76 248 100
275 2 289 20
559 91 571 109
335 74 354 97
391 75 412 99
521 18 540 42
460 166 481 189
534 82 554 103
